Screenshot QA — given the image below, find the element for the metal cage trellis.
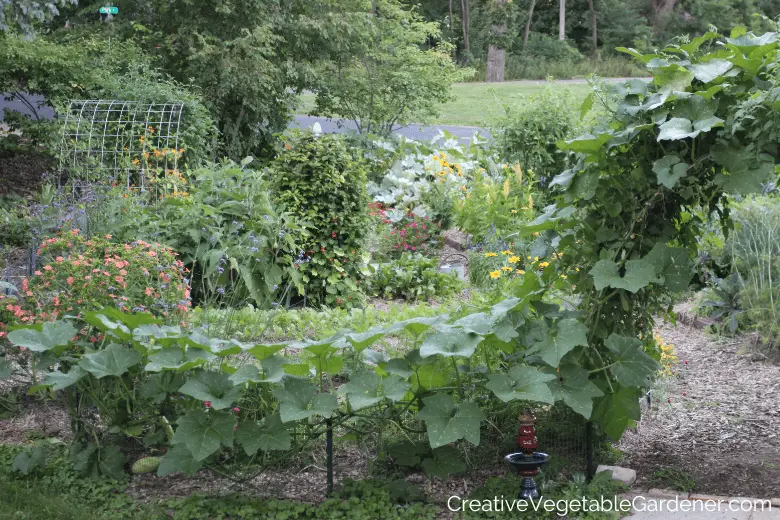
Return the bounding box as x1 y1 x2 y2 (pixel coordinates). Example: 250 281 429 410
58 100 185 190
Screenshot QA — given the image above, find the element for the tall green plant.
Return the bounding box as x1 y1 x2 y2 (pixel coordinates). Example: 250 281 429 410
270 130 371 307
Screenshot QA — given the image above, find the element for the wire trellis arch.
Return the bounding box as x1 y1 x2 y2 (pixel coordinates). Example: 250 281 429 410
58 100 185 191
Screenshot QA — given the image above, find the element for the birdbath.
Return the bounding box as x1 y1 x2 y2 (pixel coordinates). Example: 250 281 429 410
504 409 550 499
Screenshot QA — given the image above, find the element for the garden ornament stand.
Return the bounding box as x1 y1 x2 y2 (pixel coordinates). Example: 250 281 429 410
504 408 550 499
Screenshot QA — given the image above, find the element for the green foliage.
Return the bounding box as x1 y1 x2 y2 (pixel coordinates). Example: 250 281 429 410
0 35 213 163
102 159 303 307
496 87 578 181
0 195 30 247
537 26 780 439
454 165 537 241
0 0 75 36
312 0 472 134
270 130 371 307
368 253 462 301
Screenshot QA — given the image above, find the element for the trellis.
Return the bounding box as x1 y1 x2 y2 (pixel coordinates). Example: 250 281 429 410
58 100 185 190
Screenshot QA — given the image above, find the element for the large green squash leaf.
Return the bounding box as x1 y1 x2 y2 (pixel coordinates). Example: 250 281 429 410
416 394 484 449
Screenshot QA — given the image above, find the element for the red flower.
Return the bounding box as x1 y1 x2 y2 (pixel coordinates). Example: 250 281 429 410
204 401 212 408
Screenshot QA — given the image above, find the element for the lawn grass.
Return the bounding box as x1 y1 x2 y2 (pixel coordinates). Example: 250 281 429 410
297 81 593 128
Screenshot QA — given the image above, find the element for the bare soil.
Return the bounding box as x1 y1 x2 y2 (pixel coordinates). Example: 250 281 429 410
618 313 780 498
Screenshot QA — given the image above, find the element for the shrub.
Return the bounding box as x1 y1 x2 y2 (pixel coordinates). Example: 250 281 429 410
0 195 30 247
270 130 371 307
100 160 304 308
374 207 441 259
368 253 461 301
0 230 188 330
495 86 578 182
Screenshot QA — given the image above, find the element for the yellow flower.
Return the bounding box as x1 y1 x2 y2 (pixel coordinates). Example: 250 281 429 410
511 209 518 214
516 269 525 275
508 256 520 264
527 256 532 260
485 252 498 258
501 250 514 255
501 266 513 272
538 261 550 269
534 256 539 262
561 274 568 279
533 232 540 237
489 270 502 279
575 267 580 272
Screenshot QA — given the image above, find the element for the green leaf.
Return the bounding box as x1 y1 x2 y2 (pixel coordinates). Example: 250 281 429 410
79 344 141 379
580 92 594 120
0 359 12 380
338 372 410 410
7 322 77 352
157 443 203 476
657 117 696 140
179 371 242 409
247 343 285 361
652 155 689 189
592 387 642 440
532 318 588 368
385 315 449 336
172 409 235 461
712 143 775 194
43 366 86 390
13 446 47 475
419 325 483 358
547 365 603 419
416 394 484 449
690 59 733 83
421 446 466 480
645 243 693 292
144 347 216 372
273 378 338 422
485 366 556 404
235 414 290 455
557 133 612 154
590 258 660 293
342 328 385 352
140 372 184 404
388 441 426 467
604 334 659 387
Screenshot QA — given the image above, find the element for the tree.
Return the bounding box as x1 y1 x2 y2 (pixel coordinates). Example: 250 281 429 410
522 0 537 50
486 0 509 82
312 0 471 134
587 0 597 53
558 0 565 40
0 0 75 36
461 0 471 63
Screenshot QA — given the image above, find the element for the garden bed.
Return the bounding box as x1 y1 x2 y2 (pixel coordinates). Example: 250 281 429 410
619 307 780 498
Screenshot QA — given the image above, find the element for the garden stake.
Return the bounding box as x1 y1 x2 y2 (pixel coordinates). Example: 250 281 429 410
326 417 334 496
504 408 550 500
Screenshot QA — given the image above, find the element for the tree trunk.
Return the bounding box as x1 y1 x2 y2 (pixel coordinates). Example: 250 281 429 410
558 0 565 40
652 0 679 33
460 0 470 64
587 0 597 53
449 0 453 30
522 0 536 50
486 0 508 82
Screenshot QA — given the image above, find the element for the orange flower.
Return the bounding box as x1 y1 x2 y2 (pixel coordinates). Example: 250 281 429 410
66 277 74 285
43 265 53 271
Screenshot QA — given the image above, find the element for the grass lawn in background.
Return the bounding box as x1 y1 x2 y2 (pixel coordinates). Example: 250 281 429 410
297 80 593 128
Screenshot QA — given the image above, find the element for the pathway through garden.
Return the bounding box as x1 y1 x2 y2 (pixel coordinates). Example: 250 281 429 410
619 306 780 499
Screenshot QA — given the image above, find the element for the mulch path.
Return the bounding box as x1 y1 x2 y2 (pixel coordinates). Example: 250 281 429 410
618 310 780 498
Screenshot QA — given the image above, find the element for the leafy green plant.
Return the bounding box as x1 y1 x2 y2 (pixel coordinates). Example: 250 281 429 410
495 86 578 182
454 165 537 241
647 467 697 493
101 159 303 307
312 0 472 135
368 254 461 301
700 272 743 334
0 195 30 247
270 130 371 307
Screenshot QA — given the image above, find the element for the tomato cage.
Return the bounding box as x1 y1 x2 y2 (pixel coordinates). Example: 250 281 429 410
57 100 185 191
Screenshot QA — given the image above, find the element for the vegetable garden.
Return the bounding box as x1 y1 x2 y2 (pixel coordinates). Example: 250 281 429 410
1 26 780 519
